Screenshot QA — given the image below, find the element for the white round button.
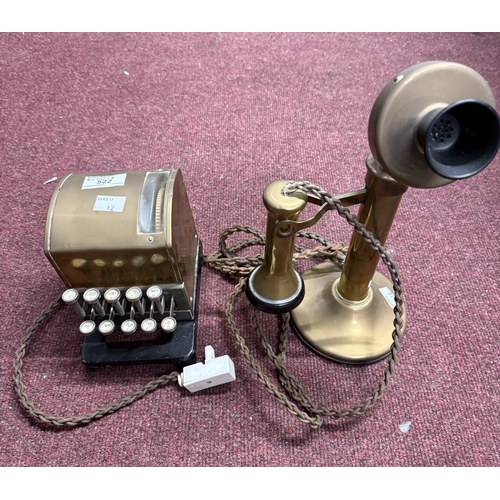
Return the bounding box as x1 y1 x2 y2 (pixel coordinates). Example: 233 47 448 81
79 320 96 336
104 288 121 302
161 317 177 333
98 320 115 336
126 287 143 301
121 319 137 334
62 289 79 304
141 318 157 333
146 286 163 300
83 288 100 303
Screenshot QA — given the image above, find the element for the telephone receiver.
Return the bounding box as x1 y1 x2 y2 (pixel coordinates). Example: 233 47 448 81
245 61 500 364
45 61 499 370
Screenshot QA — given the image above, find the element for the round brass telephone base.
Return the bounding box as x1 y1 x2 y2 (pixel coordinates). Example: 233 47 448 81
290 262 407 365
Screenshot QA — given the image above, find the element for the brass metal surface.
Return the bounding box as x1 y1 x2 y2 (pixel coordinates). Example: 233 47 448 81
274 188 369 238
368 61 498 188
44 169 199 317
246 181 307 310
291 261 407 364
305 188 368 208
337 156 407 302
261 62 497 364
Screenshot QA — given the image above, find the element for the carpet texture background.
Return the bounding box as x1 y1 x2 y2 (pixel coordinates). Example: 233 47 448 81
0 32 499 467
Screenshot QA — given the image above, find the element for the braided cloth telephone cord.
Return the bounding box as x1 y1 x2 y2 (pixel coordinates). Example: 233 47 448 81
13 181 405 429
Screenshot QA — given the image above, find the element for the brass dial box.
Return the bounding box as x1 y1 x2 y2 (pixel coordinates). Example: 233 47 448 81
44 169 202 366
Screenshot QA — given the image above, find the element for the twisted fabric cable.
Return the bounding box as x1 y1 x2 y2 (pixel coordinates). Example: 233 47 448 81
13 181 405 428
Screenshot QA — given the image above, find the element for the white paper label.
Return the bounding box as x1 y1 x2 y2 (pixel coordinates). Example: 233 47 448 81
93 195 126 213
82 173 127 190
379 287 396 308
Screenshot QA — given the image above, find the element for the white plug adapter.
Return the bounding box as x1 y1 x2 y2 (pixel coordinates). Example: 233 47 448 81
178 346 236 393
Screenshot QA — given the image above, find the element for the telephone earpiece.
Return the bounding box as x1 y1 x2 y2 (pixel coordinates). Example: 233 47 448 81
368 61 500 188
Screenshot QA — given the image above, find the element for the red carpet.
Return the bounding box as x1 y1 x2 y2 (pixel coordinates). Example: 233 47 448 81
1 32 499 466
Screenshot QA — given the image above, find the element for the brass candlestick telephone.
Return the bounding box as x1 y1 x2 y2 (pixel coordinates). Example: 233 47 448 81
14 61 500 427
246 61 500 365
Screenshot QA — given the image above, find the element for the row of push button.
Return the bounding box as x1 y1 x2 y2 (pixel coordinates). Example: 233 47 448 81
61 285 177 337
